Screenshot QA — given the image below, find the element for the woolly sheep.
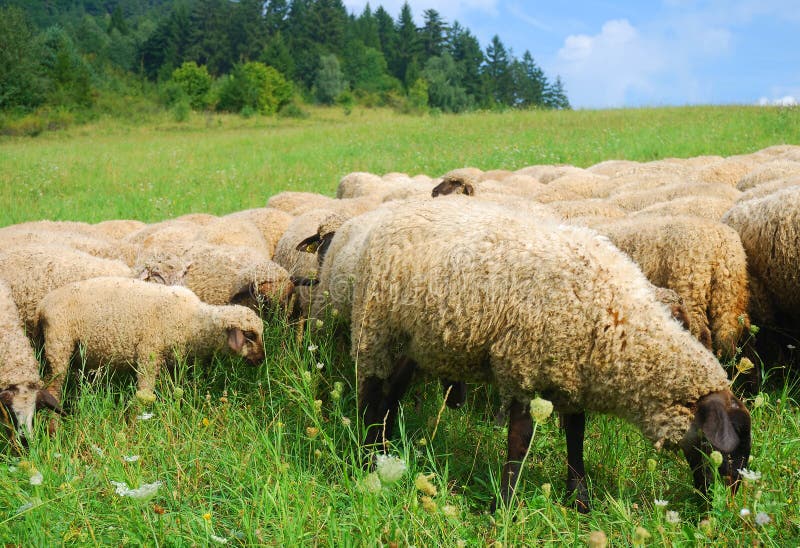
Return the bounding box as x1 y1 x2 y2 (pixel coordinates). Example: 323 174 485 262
585 159 640 177
547 199 627 220
343 197 749 510
734 176 800 203
91 219 147 240
690 156 762 186
0 280 62 440
0 224 134 263
595 215 750 358
267 191 340 215
37 277 266 402
431 170 545 200
531 173 616 203
736 160 800 191
135 242 293 310
515 164 586 184
610 181 741 212
336 172 385 199
606 171 686 195
722 186 800 324
0 244 133 334
222 208 294 258
628 195 735 221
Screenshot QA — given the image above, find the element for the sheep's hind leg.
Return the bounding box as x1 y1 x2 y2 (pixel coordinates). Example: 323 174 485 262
360 357 417 457
563 411 590 512
134 355 163 404
493 398 533 512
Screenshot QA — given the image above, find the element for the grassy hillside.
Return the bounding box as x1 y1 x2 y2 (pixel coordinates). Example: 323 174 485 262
0 106 799 545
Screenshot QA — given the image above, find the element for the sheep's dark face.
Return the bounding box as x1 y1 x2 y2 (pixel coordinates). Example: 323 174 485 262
431 179 474 197
0 382 63 444
227 326 266 365
681 390 751 495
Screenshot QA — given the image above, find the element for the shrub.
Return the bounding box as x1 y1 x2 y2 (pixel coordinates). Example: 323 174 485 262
216 62 292 115
170 62 212 110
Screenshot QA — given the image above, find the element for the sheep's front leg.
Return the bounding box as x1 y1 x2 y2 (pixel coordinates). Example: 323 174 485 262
42 335 75 401
563 412 590 512
494 398 533 511
360 357 416 454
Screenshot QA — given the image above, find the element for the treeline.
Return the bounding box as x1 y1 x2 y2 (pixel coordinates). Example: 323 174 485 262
0 0 570 120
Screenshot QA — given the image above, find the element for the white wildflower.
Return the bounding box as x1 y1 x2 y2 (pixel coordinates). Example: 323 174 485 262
210 534 228 544
307 344 318 353
375 454 407 484
654 499 668 508
8 466 18 473
360 472 382 494
123 455 140 463
316 362 324 370
739 507 751 517
136 412 154 421
787 344 796 350
755 512 771 526
738 468 762 482
666 510 680 524
53 453 62 459
315 319 324 329
111 480 162 501
29 471 44 485
529 396 553 423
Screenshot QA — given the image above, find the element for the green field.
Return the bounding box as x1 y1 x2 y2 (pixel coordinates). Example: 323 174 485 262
1 106 799 545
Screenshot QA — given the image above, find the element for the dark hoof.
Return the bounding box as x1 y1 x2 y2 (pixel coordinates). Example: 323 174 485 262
566 483 591 513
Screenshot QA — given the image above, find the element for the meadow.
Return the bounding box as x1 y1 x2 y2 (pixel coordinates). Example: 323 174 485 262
0 105 799 545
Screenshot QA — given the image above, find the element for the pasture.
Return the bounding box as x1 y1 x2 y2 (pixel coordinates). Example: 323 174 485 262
1 106 799 545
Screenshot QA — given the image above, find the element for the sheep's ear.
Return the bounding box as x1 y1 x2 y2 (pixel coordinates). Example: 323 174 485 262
461 182 475 196
227 327 246 353
0 389 13 408
296 234 323 253
696 392 741 453
231 282 257 306
36 390 64 416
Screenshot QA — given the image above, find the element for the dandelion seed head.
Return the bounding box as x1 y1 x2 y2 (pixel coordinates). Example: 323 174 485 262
755 512 771 526
375 454 406 484
111 480 162 500
529 396 554 423
739 507 751 517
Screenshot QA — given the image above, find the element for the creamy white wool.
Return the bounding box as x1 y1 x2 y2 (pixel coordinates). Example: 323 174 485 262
348 198 730 448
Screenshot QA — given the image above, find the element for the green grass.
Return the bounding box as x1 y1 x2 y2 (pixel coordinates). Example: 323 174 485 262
1 105 800 545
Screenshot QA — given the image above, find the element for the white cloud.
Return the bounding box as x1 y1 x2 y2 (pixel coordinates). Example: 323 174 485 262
758 95 798 106
551 15 735 108
341 0 498 21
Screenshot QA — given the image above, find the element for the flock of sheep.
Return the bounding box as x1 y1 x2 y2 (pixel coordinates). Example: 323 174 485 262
1 143 799 511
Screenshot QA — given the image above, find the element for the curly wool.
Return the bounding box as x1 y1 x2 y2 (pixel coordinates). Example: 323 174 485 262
349 198 730 448
595 215 750 358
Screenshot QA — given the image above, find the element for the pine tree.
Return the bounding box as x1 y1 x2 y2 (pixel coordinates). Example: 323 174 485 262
392 2 419 87
512 50 546 107
373 6 397 68
261 30 294 80
355 3 380 50
447 21 483 103
544 75 571 109
187 0 234 76
231 0 267 63
264 0 289 35
419 9 447 62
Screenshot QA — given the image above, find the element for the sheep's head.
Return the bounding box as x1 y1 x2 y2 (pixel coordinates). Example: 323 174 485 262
0 382 63 444
295 213 346 270
431 178 475 197
224 309 266 365
680 390 751 495
231 262 295 312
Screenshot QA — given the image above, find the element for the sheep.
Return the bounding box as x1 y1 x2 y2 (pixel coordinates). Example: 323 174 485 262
222 208 294 258
609 181 741 212
268 191 340 215
736 160 800 191
91 220 147 240
135 242 294 310
37 277 266 402
586 159 640 177
547 199 627 221
0 224 135 263
628 196 736 221
0 280 62 440
431 170 545 200
722 187 800 326
515 164 585 184
531 174 616 203
0 244 133 334
338 197 749 511
594 216 750 359
690 156 762 186
734 176 800 203
336 172 385 199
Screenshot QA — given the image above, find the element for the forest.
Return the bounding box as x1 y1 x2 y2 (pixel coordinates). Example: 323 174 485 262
0 0 571 130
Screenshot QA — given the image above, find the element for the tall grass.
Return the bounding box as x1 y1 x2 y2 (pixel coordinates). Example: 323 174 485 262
1 106 799 544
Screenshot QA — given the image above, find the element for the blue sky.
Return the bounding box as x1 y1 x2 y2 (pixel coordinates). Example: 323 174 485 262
342 0 800 109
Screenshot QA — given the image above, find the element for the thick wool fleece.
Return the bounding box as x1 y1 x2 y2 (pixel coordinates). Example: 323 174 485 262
223 208 294 258
0 244 133 333
37 277 264 396
722 186 800 321
629 196 735 222
349 198 730 448
596 215 750 358
0 280 41 388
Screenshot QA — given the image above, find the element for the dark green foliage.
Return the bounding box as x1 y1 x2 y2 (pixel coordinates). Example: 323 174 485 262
261 31 295 82
0 6 46 109
483 34 513 107
422 53 472 113
39 26 94 108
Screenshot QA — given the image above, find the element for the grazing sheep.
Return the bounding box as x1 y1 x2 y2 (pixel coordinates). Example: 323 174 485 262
343 198 749 511
595 216 750 358
0 224 134 263
37 277 266 402
734 176 800 203
586 159 640 177
91 219 147 240
135 243 293 310
0 244 133 334
0 280 62 440
531 174 616 203
736 160 800 191
268 191 340 216
515 165 586 184
722 187 800 326
547 199 627 221
690 156 762 186
223 208 294 258
628 196 736 221
431 170 545 200
337 172 385 199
